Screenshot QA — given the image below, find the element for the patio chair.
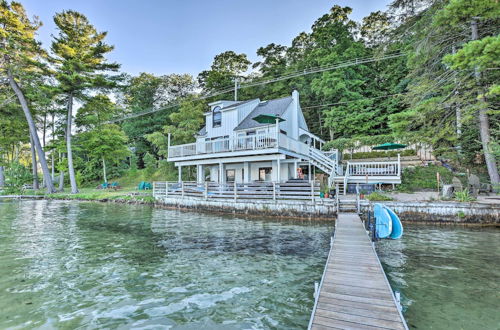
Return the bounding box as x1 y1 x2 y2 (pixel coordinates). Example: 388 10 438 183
96 182 108 189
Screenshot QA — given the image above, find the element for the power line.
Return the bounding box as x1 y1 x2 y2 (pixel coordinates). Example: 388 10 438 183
108 52 406 123
302 93 406 110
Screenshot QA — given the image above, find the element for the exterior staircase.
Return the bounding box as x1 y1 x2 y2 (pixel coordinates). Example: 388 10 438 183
307 147 402 195
308 148 338 187
337 196 359 213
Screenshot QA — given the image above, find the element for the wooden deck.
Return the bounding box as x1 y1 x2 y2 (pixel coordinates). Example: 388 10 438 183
309 213 408 330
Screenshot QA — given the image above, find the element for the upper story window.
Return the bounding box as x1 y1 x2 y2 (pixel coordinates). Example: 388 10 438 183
212 106 222 127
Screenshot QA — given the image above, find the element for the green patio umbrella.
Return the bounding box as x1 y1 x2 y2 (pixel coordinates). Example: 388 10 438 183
373 142 407 150
252 114 285 124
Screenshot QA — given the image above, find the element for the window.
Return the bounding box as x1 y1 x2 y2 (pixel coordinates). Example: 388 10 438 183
226 169 235 182
259 167 272 181
212 106 221 127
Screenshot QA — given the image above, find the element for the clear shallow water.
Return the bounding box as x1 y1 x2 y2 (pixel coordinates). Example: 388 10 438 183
377 226 500 330
1 201 499 330
0 200 331 329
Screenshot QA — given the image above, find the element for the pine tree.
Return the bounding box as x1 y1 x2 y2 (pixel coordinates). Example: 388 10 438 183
50 10 120 193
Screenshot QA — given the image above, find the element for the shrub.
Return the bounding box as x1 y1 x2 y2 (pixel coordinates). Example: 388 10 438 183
366 192 393 201
397 164 454 192
454 189 475 202
3 162 32 194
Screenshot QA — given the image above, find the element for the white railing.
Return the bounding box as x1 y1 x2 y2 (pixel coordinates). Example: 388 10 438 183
346 160 400 177
153 181 330 203
169 132 279 158
278 133 309 156
168 132 323 159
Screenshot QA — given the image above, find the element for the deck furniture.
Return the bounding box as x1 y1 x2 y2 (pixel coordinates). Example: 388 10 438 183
468 174 491 197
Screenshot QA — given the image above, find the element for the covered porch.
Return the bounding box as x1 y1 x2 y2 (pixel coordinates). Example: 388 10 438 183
174 154 316 184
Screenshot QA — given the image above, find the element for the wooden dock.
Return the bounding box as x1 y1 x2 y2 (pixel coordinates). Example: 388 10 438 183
309 213 408 330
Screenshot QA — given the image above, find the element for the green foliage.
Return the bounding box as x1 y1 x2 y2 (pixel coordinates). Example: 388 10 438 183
51 10 121 95
433 0 500 27
366 192 393 201
75 95 118 130
120 73 196 164
454 189 475 202
198 51 251 93
143 152 157 176
346 149 416 160
444 35 500 98
78 124 130 182
3 162 32 193
324 135 396 152
164 96 205 145
397 165 455 192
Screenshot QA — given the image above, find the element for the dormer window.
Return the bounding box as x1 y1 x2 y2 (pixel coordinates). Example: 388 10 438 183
212 106 222 127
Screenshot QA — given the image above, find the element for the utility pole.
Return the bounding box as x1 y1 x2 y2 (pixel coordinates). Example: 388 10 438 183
234 77 239 101
471 17 499 186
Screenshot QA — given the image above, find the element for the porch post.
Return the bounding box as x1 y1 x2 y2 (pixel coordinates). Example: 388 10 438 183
307 159 312 182
293 160 298 179
244 161 250 183
277 158 281 183
178 165 182 183
197 164 203 183
397 153 401 176
219 162 224 184
275 118 279 143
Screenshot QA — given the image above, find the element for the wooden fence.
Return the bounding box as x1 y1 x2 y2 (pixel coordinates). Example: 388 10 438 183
153 181 323 202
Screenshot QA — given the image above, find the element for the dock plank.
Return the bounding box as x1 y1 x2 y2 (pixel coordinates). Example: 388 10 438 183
309 213 407 330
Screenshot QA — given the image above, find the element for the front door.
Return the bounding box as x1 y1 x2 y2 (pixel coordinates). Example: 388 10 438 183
259 167 272 181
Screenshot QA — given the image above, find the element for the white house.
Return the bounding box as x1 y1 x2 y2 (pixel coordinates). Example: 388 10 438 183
166 90 401 192
167 90 339 184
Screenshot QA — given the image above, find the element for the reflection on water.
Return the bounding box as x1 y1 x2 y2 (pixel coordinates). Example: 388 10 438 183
2 200 498 329
0 200 332 329
377 226 500 330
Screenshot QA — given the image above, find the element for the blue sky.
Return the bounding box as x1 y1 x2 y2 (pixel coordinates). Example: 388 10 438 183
22 0 392 77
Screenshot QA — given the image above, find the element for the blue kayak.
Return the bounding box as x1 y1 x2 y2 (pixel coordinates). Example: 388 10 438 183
385 206 403 240
374 203 392 239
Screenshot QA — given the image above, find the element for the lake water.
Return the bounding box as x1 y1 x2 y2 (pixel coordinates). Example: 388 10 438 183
0 200 498 329
377 225 500 330
0 200 331 329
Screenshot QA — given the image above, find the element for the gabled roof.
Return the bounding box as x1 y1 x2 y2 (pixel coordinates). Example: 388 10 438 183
234 96 293 131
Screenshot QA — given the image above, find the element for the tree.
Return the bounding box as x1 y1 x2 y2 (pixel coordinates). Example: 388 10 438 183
0 0 55 192
75 94 118 131
361 11 392 47
79 124 129 183
120 72 196 164
388 0 499 184
51 10 120 193
164 96 205 145
444 33 500 185
146 96 205 158
198 50 251 94
253 43 288 76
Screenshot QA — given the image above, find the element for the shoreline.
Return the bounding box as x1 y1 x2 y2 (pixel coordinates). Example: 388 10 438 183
2 194 499 225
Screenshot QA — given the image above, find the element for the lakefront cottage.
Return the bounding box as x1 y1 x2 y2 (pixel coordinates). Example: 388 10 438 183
167 90 400 192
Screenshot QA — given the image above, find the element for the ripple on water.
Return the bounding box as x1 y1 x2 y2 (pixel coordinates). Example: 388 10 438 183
0 200 331 329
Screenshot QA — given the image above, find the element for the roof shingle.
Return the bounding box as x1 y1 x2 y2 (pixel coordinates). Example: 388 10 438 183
234 96 292 131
